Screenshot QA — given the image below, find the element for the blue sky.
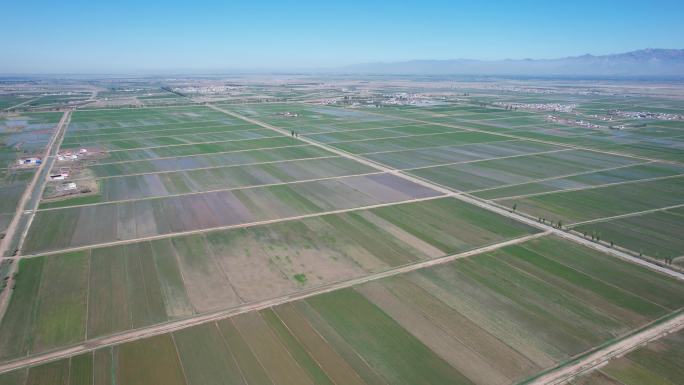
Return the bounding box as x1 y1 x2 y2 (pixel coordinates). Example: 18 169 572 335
2 0 683 73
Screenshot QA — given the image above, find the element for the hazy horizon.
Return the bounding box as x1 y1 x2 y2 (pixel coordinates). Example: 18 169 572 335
3 0 684 74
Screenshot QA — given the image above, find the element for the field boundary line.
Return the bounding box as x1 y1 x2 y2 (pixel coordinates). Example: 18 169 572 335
68 126 276 149
568 203 684 227
470 161 654 194
20 194 448 259
301 122 418 135
90 143 311 166
401 148 574 171
514 242 672 312
169 333 192 385
0 231 548 374
491 173 684 201
63 124 268 144
520 310 684 385
0 111 71 326
215 104 684 282
70 155 342 181
66 120 255 136
321 130 464 145
331 104 683 166
92 133 290 154
36 170 385 211
0 111 71 256
357 139 521 156
16 114 74 252
3 97 41 111
477 196 684 281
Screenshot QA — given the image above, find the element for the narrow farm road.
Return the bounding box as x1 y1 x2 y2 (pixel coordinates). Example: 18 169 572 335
0 231 547 375
22 194 447 258
210 105 684 282
525 311 684 385
0 111 71 322
3 97 40 111
352 104 684 167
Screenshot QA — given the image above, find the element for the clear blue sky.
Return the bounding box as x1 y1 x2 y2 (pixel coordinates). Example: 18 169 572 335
2 0 683 73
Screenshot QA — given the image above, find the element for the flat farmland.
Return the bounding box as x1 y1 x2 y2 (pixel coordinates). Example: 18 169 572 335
0 112 62 234
305 123 456 143
374 101 684 164
0 197 538 359
66 106 243 131
364 140 562 169
475 162 684 200
408 149 642 192
570 329 684 385
227 103 411 134
25 173 441 253
2 236 682 385
40 156 376 207
573 207 684 265
329 131 509 154
498 175 684 224
62 126 280 151
80 136 301 163
3 89 684 385
83 145 334 178
222 102 684 270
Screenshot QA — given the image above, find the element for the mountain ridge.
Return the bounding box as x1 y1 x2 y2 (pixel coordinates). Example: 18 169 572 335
337 49 684 76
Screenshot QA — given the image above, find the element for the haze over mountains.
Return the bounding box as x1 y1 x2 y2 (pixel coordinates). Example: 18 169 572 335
339 49 684 77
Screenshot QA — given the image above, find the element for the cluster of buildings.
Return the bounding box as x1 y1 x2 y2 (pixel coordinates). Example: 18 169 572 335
495 102 576 113
277 112 299 117
381 93 441 106
16 157 41 166
546 115 605 129
609 110 683 121
50 168 70 180
317 98 343 105
172 85 244 95
57 148 87 162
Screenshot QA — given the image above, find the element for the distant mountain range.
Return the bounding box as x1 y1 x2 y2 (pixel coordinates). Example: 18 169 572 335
338 49 684 77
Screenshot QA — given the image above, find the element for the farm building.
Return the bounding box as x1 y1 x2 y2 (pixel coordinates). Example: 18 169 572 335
50 172 69 180
17 157 41 165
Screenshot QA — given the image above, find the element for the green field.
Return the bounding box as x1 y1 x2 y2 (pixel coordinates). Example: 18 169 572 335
571 329 684 385
3 84 684 384
2 236 683 385
0 197 538 359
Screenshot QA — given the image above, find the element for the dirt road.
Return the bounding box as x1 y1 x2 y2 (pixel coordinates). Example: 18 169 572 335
212 105 684 282
0 111 70 322
0 231 547 374
360 105 684 167
525 311 684 385
0 111 70 258
23 194 448 259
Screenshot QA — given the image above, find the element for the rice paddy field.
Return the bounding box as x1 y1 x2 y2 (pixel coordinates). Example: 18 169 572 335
1 80 683 384
1 236 683 385
223 101 684 263
570 329 684 385
1 197 538 359
0 112 62 235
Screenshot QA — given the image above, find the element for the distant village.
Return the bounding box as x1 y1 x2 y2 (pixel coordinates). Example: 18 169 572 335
546 115 605 129
609 110 683 121
494 102 577 113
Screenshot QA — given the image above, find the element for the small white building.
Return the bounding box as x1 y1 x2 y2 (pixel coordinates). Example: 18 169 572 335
50 170 69 180
17 157 41 165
